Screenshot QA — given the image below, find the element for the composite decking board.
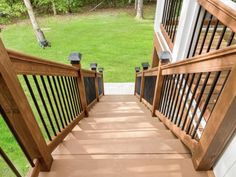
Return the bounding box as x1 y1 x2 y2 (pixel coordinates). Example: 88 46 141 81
39 95 209 177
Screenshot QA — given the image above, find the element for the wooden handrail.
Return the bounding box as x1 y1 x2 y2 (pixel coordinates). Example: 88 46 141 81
161 45 236 75
198 0 236 32
8 49 79 76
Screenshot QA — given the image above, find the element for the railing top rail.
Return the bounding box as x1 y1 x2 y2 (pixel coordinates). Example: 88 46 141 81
136 67 159 77
161 45 236 75
7 49 79 76
81 69 98 77
198 0 236 32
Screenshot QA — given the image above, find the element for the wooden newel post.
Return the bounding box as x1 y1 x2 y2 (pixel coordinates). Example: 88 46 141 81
134 67 140 95
151 51 170 117
95 72 99 102
98 67 105 96
0 39 53 171
140 71 145 102
68 53 89 117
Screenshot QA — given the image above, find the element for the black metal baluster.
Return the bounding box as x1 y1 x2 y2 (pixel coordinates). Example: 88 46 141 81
187 6 202 58
192 9 207 57
64 77 77 119
163 75 173 116
0 147 22 177
167 0 178 35
227 32 235 46
23 75 52 140
171 74 185 121
158 75 167 111
169 0 179 39
73 77 83 112
186 72 211 134
171 0 183 42
47 76 65 129
0 106 35 167
57 77 71 123
167 75 177 118
174 74 189 124
216 25 227 49
40 76 61 132
162 0 169 24
33 75 57 136
192 72 221 138
181 73 202 129
177 74 195 127
68 77 79 115
207 19 219 52
163 0 172 28
52 76 68 126
199 14 213 54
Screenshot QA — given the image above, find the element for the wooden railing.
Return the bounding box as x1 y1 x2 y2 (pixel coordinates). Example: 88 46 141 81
187 3 236 58
161 0 183 49
0 39 104 176
135 45 236 170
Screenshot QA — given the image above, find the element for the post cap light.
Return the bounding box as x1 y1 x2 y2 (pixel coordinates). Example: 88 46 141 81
90 63 97 71
141 62 149 70
98 67 104 73
158 51 171 63
68 52 82 64
135 67 140 73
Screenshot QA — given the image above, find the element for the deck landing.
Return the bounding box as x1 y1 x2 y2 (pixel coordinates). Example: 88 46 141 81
39 96 210 177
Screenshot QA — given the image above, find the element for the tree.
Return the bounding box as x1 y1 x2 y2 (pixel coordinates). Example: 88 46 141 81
135 0 143 19
23 0 50 48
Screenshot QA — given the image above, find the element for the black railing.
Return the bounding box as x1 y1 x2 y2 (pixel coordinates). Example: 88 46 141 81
20 75 83 141
162 0 183 42
98 77 103 96
187 6 236 58
135 76 141 95
143 76 157 105
84 77 96 105
158 71 230 140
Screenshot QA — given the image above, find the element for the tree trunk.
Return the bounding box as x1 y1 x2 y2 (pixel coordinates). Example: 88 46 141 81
135 0 143 19
23 0 49 47
129 0 132 4
51 0 57 15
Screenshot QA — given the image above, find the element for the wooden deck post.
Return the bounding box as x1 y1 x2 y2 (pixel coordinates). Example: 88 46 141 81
140 72 145 102
151 66 164 116
134 73 137 95
70 63 89 117
95 72 99 102
0 39 53 171
192 65 236 170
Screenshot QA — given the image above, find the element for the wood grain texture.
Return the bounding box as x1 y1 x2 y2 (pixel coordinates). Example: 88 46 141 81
0 40 53 171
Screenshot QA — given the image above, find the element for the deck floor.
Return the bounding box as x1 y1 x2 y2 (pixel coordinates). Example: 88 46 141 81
39 95 210 177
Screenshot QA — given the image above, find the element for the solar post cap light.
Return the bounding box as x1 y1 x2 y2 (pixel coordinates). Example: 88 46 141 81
98 67 104 73
68 52 82 64
135 67 140 73
90 63 97 71
158 51 171 64
141 62 149 70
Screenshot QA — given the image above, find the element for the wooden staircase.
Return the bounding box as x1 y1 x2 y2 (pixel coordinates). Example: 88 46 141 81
39 96 211 177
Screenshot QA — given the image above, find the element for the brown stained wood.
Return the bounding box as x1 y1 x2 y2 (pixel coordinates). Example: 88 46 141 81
27 159 40 177
155 111 198 154
0 40 53 171
134 73 137 95
7 49 78 76
141 98 153 111
143 67 159 76
72 65 89 117
152 68 163 116
47 112 85 153
87 98 97 111
81 69 96 77
160 24 174 51
192 66 236 170
161 45 236 75
140 72 145 102
198 0 236 33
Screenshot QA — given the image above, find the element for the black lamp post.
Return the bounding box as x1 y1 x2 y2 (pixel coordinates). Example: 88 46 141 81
90 63 97 71
135 67 140 73
141 62 149 70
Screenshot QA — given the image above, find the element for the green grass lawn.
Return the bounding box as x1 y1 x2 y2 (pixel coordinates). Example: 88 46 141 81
0 6 155 176
1 6 155 82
